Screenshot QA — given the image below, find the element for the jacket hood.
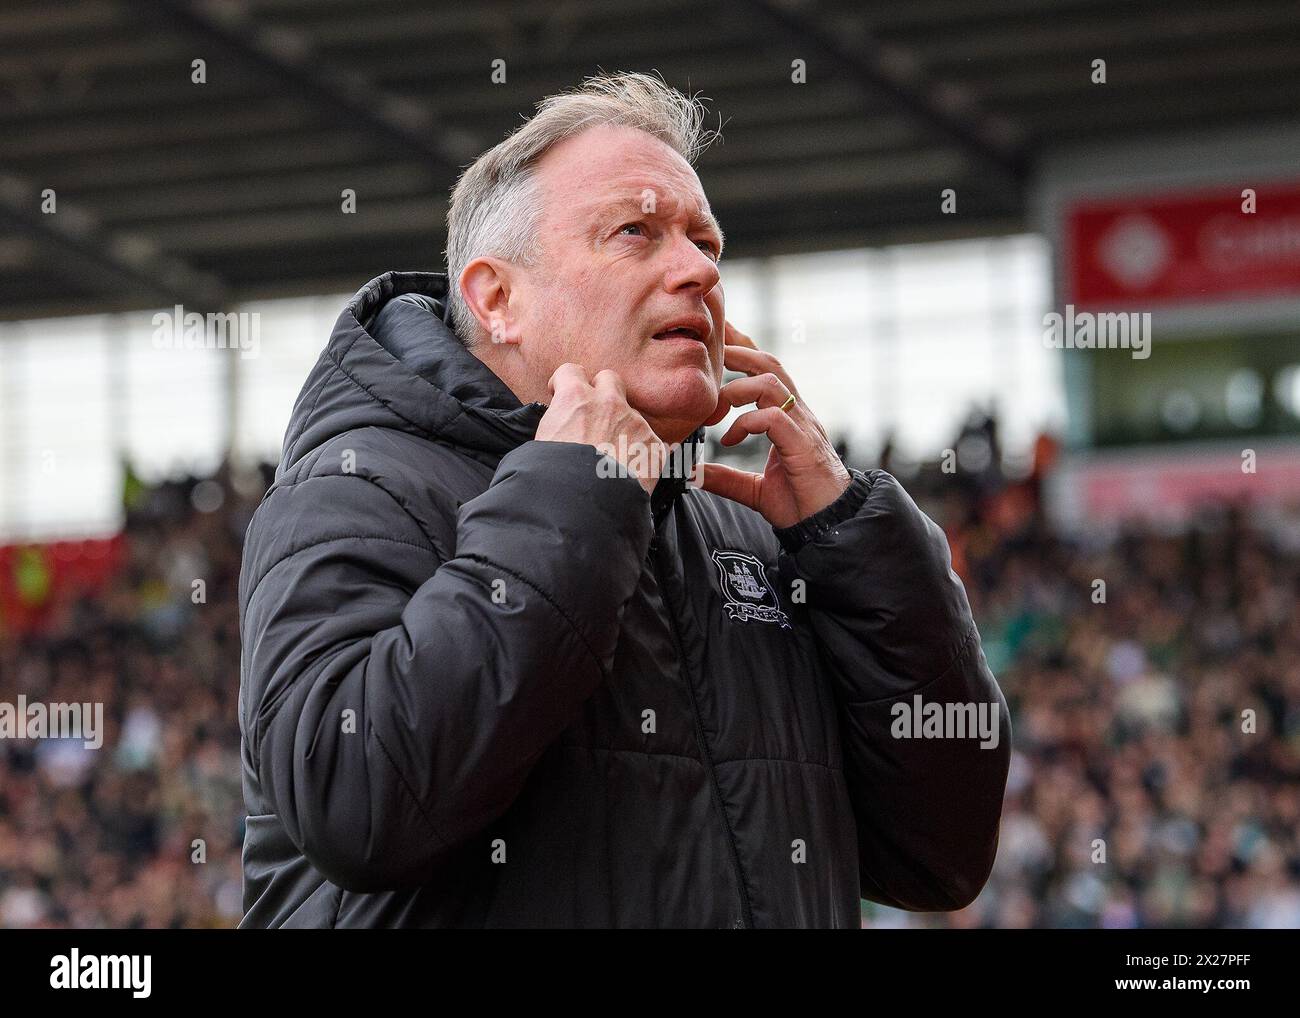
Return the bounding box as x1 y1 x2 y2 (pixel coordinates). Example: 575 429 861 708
279 271 548 475
279 270 706 509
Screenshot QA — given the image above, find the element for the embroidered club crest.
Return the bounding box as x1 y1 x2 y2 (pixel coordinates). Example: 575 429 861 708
711 550 792 629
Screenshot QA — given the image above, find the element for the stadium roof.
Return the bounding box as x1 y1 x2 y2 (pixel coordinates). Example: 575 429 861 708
3 0 1300 319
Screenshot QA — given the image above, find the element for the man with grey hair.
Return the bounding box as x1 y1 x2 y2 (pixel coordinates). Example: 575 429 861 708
237 72 1010 928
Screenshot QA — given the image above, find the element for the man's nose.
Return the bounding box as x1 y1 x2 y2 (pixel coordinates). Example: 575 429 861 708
662 235 721 296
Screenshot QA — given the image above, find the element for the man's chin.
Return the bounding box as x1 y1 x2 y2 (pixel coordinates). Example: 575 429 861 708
639 402 717 444
628 370 718 439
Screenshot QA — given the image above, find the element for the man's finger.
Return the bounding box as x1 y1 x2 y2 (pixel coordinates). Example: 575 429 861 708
723 344 799 398
718 405 809 452
698 461 762 511
592 368 628 400
702 395 731 428
724 320 759 351
548 361 590 396
716 373 795 414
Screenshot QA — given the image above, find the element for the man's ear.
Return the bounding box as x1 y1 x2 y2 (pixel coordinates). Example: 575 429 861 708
460 256 522 347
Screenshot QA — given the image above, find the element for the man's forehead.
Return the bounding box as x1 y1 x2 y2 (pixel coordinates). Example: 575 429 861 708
571 171 721 239
583 187 717 224
537 126 716 222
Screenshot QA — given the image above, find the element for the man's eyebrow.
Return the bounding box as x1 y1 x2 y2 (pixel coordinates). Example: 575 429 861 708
706 214 726 253
596 194 725 250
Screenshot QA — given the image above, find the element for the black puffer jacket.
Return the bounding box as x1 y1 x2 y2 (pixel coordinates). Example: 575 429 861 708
237 270 1011 928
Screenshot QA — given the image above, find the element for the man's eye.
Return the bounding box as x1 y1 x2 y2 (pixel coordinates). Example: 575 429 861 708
618 223 645 237
696 240 720 260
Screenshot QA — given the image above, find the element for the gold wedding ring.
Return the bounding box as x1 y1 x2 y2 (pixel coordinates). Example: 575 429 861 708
779 393 797 414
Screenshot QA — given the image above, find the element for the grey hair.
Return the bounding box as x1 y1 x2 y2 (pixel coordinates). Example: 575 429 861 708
443 71 719 346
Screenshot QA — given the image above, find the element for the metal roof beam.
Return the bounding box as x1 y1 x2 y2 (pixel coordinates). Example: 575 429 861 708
0 168 228 309
145 0 478 168
742 0 1030 184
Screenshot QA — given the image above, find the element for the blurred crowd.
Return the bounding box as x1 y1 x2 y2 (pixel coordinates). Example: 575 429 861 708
1 420 1298 928
867 414 1300 928
0 463 268 928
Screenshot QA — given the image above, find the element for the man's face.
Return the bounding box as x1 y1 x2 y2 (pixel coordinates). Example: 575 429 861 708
510 124 726 443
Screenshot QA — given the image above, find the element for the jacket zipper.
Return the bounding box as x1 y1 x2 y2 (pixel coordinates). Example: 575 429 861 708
649 533 755 930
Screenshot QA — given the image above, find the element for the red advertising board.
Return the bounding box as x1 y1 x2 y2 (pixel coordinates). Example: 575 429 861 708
1050 443 1300 527
0 535 125 635
1066 183 1300 307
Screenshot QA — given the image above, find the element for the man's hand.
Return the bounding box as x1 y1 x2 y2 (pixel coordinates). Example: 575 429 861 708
536 363 668 497
700 322 851 529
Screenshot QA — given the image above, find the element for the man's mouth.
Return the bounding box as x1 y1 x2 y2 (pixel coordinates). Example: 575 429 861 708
652 316 711 343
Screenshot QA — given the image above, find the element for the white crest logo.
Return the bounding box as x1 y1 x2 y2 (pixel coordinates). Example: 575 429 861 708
711 550 791 629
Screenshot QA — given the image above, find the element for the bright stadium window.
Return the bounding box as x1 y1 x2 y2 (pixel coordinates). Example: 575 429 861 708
0 317 119 540
720 234 1064 467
